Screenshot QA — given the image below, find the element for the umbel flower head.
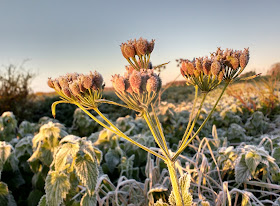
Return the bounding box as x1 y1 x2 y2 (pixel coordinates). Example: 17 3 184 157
121 37 155 71
112 66 161 113
180 47 250 92
47 71 104 114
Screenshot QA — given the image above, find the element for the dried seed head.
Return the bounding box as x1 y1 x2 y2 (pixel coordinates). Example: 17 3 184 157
147 39 155 54
195 58 203 72
129 71 142 94
231 57 239 70
135 37 148 55
186 61 195 76
112 75 126 93
62 87 72 98
92 71 104 90
69 81 81 96
124 41 136 58
120 43 129 59
240 48 249 69
47 78 54 88
53 79 61 91
82 75 93 89
124 79 133 94
211 60 221 76
58 77 69 89
140 73 149 92
203 58 211 75
78 78 86 93
146 76 158 92
181 61 188 75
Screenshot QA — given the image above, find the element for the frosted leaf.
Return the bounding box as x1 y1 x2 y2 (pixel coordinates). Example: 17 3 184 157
54 142 80 171
154 198 169 206
74 152 98 195
80 193 97 206
45 171 70 206
37 195 47 206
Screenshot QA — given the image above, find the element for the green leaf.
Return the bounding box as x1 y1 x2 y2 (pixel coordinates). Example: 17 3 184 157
245 151 261 175
74 152 98 195
104 149 120 173
80 193 97 206
272 147 280 165
80 139 102 164
179 173 192 206
37 195 47 206
169 173 192 206
0 141 12 173
45 171 70 206
54 142 80 171
0 182 9 205
27 189 43 206
235 155 251 183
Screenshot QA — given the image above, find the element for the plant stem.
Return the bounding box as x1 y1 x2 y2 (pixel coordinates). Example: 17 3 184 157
166 160 184 206
172 83 229 161
76 104 166 161
143 111 170 159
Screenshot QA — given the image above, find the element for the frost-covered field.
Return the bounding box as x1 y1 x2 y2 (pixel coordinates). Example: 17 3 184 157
0 83 280 206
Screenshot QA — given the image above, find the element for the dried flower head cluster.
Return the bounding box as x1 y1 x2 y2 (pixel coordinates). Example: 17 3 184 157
121 37 155 71
47 71 104 108
112 66 161 112
180 48 250 92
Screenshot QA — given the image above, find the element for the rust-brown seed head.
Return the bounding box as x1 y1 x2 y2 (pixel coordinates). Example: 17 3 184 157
69 81 81 96
135 37 148 56
47 78 54 88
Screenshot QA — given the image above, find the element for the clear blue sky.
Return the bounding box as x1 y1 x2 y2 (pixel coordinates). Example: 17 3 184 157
0 0 279 92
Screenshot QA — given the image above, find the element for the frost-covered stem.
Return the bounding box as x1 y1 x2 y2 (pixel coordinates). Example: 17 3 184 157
143 112 170 159
181 85 199 143
166 160 184 206
172 82 229 161
179 91 207 151
76 104 166 161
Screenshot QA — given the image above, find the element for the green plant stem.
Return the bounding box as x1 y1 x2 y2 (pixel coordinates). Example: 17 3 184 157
172 83 229 161
143 111 170 159
166 160 184 206
76 103 166 161
175 92 207 160
179 85 199 147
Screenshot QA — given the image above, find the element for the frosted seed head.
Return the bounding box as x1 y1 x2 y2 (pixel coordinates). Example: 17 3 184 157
186 61 195 75
141 73 149 92
203 58 211 75
62 87 72 98
58 77 69 89
211 60 221 76
82 75 93 89
53 79 61 91
92 71 104 90
135 37 148 55
112 75 126 93
146 76 158 93
181 61 188 75
231 57 239 70
124 79 133 94
195 58 203 72
129 70 142 94
78 79 86 93
147 39 155 54
120 43 129 59
47 78 54 88
124 41 136 58
69 81 81 96
240 48 250 69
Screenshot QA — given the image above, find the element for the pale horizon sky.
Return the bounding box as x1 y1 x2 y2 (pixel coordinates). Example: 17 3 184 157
0 0 279 92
